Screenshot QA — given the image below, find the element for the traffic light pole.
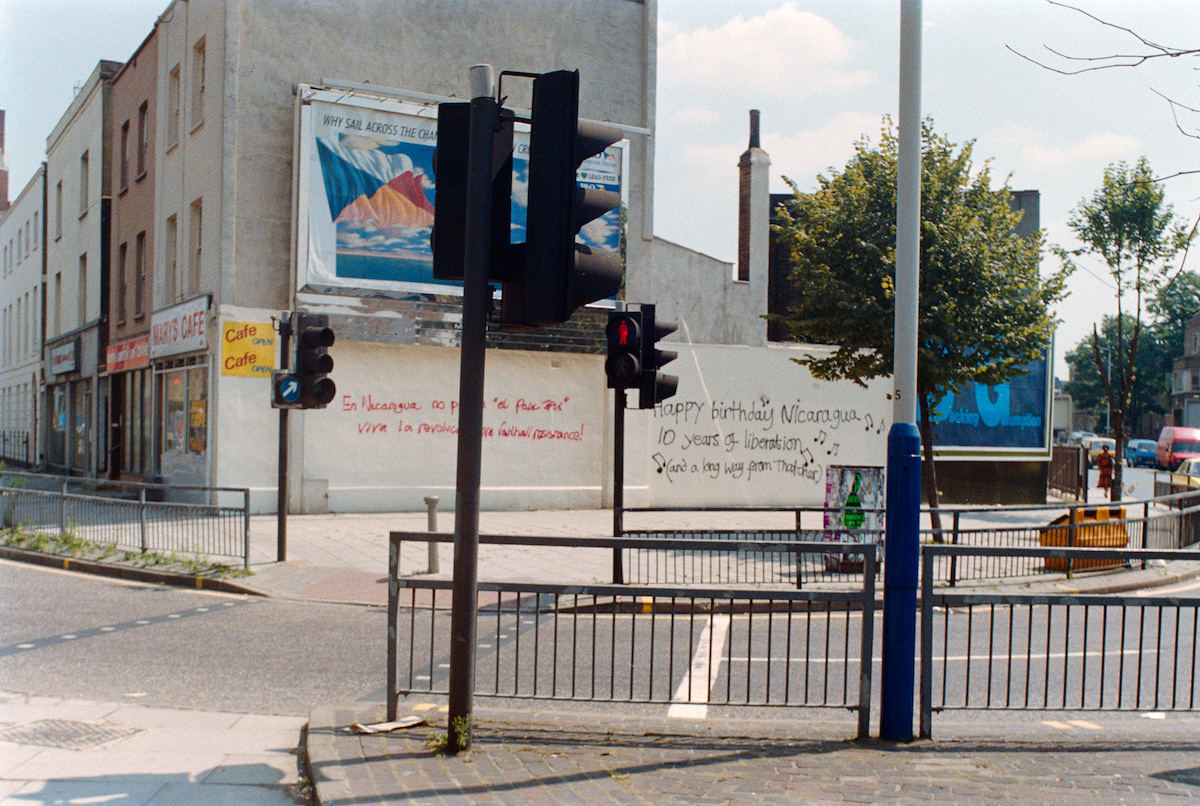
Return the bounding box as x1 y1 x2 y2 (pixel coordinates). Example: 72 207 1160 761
446 65 498 755
276 313 292 562
612 388 625 583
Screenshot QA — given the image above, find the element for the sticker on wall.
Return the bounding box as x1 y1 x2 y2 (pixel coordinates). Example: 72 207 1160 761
823 465 884 572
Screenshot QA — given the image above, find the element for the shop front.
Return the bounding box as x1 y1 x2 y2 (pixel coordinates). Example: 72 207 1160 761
105 334 155 480
45 336 97 475
150 296 211 489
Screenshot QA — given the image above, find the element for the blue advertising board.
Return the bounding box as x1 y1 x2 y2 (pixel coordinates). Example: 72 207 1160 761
929 352 1051 456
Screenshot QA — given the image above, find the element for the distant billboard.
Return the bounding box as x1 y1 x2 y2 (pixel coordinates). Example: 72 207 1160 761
294 87 623 297
930 352 1052 458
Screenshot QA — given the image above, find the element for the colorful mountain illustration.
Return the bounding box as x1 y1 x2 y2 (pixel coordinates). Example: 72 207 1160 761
316 136 434 232
335 172 434 230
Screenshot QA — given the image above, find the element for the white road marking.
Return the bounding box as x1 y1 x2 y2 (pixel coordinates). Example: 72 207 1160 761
668 613 730 720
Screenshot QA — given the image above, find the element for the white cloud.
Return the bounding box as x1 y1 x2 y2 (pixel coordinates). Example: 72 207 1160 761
658 3 874 101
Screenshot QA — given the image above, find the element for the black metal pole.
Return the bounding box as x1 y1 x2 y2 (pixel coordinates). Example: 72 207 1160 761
612 388 625 582
276 313 291 562
447 66 498 755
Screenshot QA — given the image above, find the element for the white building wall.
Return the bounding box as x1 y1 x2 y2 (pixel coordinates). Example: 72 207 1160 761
0 166 44 459
44 61 119 474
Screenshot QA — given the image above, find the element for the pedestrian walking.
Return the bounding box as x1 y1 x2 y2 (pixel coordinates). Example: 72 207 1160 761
1097 444 1114 494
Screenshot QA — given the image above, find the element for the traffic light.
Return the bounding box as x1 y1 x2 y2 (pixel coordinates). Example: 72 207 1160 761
293 312 336 409
637 304 678 409
500 69 623 330
431 102 515 282
605 310 643 390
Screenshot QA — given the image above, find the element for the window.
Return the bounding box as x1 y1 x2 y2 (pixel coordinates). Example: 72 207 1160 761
55 181 63 240
188 199 202 294
53 272 62 336
165 214 178 301
78 254 87 326
117 242 128 323
191 39 206 129
167 64 181 148
32 212 38 250
79 151 89 217
134 231 146 317
137 102 149 177
119 121 130 191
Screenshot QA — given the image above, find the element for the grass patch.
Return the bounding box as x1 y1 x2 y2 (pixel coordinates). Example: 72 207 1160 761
1 525 250 579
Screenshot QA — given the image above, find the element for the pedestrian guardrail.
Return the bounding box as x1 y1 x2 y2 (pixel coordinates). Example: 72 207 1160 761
617 493 1200 587
919 544 1200 738
0 471 250 569
387 531 879 739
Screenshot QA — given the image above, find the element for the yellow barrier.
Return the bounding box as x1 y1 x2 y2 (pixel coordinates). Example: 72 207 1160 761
1038 506 1128 571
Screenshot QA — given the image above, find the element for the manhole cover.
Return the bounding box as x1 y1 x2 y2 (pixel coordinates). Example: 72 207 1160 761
0 719 143 749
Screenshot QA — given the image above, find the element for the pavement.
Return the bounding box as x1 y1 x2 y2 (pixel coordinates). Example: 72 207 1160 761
4 502 1200 804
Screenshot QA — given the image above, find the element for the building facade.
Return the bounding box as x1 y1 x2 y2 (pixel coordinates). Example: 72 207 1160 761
107 30 159 480
0 165 45 467
8 0 899 515
44 60 121 476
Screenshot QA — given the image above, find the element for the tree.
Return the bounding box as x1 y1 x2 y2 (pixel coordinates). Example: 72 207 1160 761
773 120 1067 528
1058 157 1192 499
1063 314 1164 433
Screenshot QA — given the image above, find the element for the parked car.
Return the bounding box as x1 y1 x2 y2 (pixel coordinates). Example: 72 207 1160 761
1085 437 1115 462
1125 439 1158 468
1169 457 1200 492
1156 426 1200 470
1067 430 1096 447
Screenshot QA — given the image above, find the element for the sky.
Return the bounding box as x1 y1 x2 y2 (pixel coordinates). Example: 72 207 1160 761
2 0 1198 373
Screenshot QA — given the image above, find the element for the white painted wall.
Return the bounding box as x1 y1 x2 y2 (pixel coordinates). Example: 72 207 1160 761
624 343 891 508
214 304 890 513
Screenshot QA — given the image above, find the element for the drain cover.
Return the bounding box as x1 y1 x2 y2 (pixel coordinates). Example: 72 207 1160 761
0 719 143 749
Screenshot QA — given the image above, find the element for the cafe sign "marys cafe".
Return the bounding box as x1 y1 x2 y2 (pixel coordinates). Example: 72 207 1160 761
151 295 210 358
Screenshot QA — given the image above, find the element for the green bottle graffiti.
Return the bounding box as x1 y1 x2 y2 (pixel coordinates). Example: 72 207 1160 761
842 473 865 530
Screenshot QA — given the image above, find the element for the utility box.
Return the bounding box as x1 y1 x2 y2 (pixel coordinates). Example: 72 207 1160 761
1039 506 1128 571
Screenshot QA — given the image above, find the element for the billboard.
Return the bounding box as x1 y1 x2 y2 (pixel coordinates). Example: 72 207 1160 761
295 88 623 297
929 352 1052 457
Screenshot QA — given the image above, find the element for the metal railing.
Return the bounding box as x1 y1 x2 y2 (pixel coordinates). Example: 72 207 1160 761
616 494 1200 587
0 471 251 568
0 430 31 467
919 544 1200 738
387 531 879 739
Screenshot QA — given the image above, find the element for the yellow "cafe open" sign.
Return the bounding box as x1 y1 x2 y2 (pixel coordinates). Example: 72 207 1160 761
222 321 275 377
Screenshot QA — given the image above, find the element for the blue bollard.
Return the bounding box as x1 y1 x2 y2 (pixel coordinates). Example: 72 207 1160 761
879 422 922 741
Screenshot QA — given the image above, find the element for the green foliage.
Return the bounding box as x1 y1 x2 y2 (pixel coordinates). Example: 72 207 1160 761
772 117 1065 407
1058 158 1192 474
427 714 473 756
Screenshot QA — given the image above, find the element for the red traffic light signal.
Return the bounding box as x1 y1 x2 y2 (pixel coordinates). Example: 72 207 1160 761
605 311 643 389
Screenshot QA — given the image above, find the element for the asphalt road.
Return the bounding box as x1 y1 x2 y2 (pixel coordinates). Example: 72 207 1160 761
0 560 386 716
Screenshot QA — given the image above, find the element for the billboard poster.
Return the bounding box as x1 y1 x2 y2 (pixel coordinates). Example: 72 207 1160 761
929 352 1051 455
297 92 623 297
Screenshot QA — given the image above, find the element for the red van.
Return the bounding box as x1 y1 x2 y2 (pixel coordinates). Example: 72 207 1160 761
1156 426 1200 470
